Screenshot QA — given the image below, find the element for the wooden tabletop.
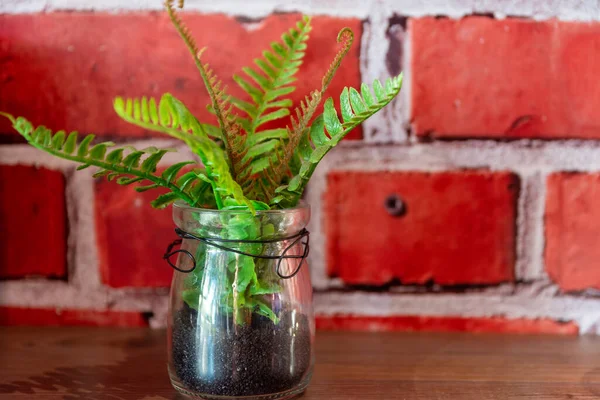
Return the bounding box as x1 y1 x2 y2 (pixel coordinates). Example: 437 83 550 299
1 328 599 399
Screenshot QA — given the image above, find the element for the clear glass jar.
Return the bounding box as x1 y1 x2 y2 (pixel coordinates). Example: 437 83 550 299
167 201 314 399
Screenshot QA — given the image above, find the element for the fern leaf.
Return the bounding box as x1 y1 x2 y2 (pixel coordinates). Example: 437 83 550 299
114 94 220 142
63 132 79 154
162 161 195 182
231 15 312 135
51 131 66 150
116 176 144 185
245 128 288 147
89 142 115 160
213 15 313 197
182 131 256 212
249 91 322 202
177 170 200 190
151 192 181 209
77 134 95 157
360 82 375 107
271 74 403 208
122 151 144 169
135 183 161 193
1 113 213 209
241 25 356 201
106 148 124 164
140 149 170 173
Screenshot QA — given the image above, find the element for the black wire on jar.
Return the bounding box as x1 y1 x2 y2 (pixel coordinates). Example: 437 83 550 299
163 227 310 279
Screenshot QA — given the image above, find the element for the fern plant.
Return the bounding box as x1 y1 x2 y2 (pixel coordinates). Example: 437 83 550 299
1 0 402 325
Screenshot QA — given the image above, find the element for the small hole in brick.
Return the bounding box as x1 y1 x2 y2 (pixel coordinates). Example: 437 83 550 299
384 194 406 217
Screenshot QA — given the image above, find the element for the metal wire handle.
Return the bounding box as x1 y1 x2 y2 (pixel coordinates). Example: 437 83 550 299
163 227 310 279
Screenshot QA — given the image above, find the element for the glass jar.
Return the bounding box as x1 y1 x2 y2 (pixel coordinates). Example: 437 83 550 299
167 201 314 399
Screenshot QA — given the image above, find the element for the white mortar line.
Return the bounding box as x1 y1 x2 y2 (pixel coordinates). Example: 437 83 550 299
515 171 547 280
314 290 600 334
0 280 109 309
304 155 328 290
8 137 600 173
8 278 600 332
0 144 76 171
401 14 412 142
106 290 169 328
0 280 170 310
65 170 104 289
2 0 599 21
330 141 600 172
359 1 402 143
0 278 166 327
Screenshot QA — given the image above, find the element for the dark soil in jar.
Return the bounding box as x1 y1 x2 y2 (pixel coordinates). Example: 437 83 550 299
171 304 312 397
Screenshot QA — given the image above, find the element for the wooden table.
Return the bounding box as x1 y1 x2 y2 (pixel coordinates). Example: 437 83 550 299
1 328 599 399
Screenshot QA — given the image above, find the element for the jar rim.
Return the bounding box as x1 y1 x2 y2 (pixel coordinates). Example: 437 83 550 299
173 200 310 215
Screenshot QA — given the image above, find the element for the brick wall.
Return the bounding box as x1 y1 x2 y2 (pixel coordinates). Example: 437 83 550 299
2 0 600 333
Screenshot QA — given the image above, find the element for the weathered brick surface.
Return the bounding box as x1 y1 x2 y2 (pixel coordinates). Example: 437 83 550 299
410 17 600 139
0 306 148 327
325 171 518 285
0 165 67 279
546 173 600 291
3 7 600 332
95 179 174 288
316 315 579 334
0 12 362 140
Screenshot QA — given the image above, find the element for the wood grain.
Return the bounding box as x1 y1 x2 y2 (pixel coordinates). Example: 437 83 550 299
0 328 599 399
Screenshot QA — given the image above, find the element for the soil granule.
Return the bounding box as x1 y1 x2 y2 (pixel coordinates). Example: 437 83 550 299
171 306 312 397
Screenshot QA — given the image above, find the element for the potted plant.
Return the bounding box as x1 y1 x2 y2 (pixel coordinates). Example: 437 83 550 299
1 1 402 398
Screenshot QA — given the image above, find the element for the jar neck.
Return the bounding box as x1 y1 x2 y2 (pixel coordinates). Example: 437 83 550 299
172 203 310 239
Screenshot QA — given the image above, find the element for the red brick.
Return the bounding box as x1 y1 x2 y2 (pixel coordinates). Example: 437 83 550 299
0 12 362 140
410 17 600 139
316 315 579 335
0 306 148 327
0 165 66 279
545 173 600 291
325 171 518 285
95 179 175 288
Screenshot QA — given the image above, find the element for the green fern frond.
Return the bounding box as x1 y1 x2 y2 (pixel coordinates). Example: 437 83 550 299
231 15 312 137
224 15 313 187
271 74 403 208
114 94 221 141
182 129 256 213
236 23 352 190
249 90 322 202
241 25 354 202
3 114 214 209
114 92 252 211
